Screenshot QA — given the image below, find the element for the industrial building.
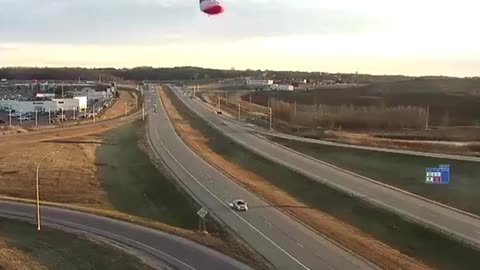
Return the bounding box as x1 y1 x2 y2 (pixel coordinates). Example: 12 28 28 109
0 97 87 113
68 87 113 101
245 79 274 86
271 84 294 91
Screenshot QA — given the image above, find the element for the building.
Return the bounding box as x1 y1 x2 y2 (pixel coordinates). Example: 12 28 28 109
271 84 294 91
68 87 111 101
0 97 87 113
245 79 274 86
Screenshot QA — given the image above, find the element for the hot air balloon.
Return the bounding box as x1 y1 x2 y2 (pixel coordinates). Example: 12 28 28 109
200 0 224 15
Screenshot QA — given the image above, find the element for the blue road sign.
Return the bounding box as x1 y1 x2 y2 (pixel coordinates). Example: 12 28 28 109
425 164 450 184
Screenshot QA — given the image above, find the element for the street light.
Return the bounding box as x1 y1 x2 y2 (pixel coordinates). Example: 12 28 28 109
36 149 61 231
269 107 272 131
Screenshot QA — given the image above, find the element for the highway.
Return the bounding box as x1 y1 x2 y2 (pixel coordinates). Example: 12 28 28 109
252 127 480 162
146 86 376 270
0 200 252 270
166 84 480 250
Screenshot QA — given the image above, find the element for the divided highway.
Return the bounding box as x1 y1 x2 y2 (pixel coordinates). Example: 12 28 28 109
0 200 252 270
146 87 376 270
167 85 480 250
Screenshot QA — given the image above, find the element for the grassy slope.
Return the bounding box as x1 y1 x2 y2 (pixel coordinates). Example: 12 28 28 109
165 87 480 270
270 137 480 216
0 218 153 270
95 121 199 230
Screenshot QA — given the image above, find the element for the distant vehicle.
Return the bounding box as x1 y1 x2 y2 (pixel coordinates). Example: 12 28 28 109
18 116 31 121
229 200 248 211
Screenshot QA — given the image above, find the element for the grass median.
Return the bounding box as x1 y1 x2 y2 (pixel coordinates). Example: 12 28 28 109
163 85 480 270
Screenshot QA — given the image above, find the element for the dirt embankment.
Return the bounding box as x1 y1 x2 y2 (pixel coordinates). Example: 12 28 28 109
159 87 432 270
100 90 138 120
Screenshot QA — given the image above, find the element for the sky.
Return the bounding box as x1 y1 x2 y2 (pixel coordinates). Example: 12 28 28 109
0 0 479 76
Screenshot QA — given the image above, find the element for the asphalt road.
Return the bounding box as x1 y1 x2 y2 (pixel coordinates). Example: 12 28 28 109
146 86 376 270
0 200 252 270
167 85 480 250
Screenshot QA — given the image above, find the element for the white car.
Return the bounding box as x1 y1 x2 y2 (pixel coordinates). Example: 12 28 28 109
229 200 248 211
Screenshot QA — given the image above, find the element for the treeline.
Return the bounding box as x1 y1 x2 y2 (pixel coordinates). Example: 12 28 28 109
0 67 422 83
270 99 427 129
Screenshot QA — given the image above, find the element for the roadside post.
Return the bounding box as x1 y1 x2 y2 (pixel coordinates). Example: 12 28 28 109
142 104 145 121
269 107 272 131
35 109 38 126
238 103 241 120
197 207 209 233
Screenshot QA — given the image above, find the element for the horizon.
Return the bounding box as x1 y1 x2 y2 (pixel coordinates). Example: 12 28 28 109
1 0 479 77
0 65 477 79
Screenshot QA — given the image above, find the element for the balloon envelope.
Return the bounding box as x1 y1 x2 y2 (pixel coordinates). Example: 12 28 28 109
200 0 224 15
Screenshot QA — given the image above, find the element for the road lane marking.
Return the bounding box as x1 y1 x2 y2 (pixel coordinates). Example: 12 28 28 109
296 242 305 248
152 91 311 270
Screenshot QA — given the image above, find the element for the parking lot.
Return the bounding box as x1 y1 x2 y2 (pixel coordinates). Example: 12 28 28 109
0 110 86 127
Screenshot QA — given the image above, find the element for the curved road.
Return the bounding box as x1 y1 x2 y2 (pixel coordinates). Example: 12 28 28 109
146 86 376 270
167 85 480 250
0 200 253 270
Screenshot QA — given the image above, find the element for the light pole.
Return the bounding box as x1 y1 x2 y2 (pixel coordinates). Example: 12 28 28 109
238 103 241 120
36 150 61 231
269 107 272 131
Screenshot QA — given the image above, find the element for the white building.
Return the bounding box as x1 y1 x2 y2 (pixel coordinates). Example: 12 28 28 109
0 97 87 113
245 79 274 86
68 88 110 101
271 84 294 91
36 93 56 98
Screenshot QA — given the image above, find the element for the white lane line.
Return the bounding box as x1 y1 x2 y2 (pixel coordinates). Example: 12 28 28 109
152 91 311 270
296 242 305 248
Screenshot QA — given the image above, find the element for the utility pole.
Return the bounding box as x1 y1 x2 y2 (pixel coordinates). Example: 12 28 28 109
142 104 145 121
19 110 23 125
35 109 38 126
238 103 241 120
48 109 51 124
425 105 430 130
249 95 252 112
269 107 272 131
9 110 11 127
294 101 297 121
